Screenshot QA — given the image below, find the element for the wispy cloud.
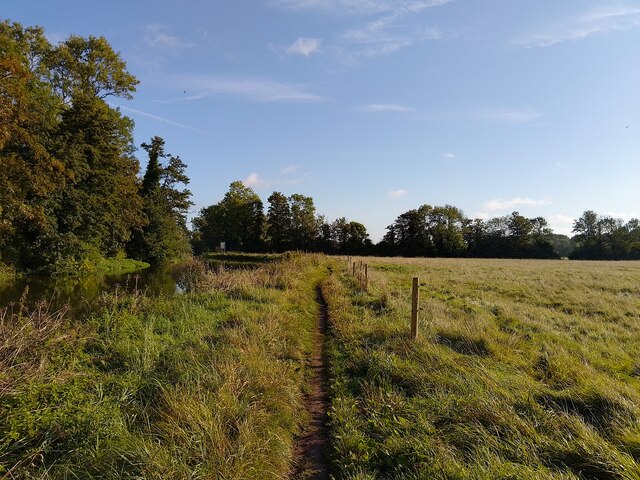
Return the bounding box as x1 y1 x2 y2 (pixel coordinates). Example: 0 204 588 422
469 108 543 124
273 0 413 15
173 75 328 103
425 108 543 125
337 2 449 60
243 170 311 189
110 104 204 133
274 1 451 61
144 24 195 50
389 189 408 199
243 173 269 188
517 6 640 47
482 197 551 212
442 152 456 160
287 37 322 56
361 103 414 112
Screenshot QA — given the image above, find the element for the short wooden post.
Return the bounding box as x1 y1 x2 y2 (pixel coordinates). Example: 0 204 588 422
411 277 419 339
364 264 368 288
353 263 356 277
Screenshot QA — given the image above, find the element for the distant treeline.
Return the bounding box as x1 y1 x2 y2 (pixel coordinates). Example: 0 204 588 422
0 21 192 274
192 183 640 261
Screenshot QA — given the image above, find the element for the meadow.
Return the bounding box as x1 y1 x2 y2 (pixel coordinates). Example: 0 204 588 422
326 257 640 479
2 254 640 479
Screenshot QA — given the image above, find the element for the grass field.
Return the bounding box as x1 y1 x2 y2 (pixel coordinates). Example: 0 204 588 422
3 254 640 479
325 257 640 479
0 254 329 479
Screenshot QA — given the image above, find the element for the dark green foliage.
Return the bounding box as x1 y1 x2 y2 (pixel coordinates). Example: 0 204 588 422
324 217 372 254
382 206 558 259
127 136 193 265
549 234 575 258
571 211 640 260
266 191 292 252
289 193 318 251
192 181 265 253
0 20 147 274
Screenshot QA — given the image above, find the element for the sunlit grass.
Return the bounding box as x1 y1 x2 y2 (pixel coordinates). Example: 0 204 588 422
325 257 640 479
0 253 329 479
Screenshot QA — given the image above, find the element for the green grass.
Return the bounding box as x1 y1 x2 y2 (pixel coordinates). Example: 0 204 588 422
202 252 282 270
325 257 640 479
5 255 640 479
0 253 329 479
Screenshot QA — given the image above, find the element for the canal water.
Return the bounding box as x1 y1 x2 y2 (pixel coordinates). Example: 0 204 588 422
0 255 273 314
0 266 178 313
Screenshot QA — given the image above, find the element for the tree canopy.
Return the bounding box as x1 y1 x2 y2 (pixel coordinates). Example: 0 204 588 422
0 21 190 274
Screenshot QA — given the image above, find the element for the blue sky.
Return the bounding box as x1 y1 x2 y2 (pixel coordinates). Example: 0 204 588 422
5 1 640 240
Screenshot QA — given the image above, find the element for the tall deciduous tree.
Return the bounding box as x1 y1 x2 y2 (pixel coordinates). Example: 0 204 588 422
289 194 318 251
128 136 193 264
266 192 292 252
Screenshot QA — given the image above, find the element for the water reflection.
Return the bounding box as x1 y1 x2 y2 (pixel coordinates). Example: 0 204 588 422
0 266 179 313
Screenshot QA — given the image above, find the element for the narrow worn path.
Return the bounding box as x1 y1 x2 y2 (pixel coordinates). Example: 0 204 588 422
291 285 330 480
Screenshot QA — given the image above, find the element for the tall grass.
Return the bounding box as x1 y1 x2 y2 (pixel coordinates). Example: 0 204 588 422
0 254 328 479
325 257 640 479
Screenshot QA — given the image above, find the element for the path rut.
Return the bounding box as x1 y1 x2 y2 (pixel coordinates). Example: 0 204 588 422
291 285 330 480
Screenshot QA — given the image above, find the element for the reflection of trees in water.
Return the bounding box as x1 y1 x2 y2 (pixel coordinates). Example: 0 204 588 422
0 267 178 312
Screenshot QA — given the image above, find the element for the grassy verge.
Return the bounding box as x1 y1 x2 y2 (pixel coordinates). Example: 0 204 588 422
202 252 281 270
324 257 640 479
0 253 329 479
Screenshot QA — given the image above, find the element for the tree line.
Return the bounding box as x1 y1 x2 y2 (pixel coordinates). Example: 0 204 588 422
191 182 372 255
0 21 191 274
191 183 640 261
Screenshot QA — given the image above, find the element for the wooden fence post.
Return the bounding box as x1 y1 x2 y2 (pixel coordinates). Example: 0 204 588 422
364 264 368 288
353 263 356 277
411 277 419 339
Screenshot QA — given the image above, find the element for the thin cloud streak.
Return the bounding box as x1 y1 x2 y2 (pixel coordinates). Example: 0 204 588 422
482 197 551 212
273 0 424 15
173 75 328 103
110 104 205 133
144 24 195 50
423 108 543 125
517 6 640 47
244 170 311 189
336 1 449 60
470 108 543 124
389 189 408 199
361 103 414 112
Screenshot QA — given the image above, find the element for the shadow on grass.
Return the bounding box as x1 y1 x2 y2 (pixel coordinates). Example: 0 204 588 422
434 332 492 357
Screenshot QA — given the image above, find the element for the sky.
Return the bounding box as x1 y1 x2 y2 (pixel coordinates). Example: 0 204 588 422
4 0 640 240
